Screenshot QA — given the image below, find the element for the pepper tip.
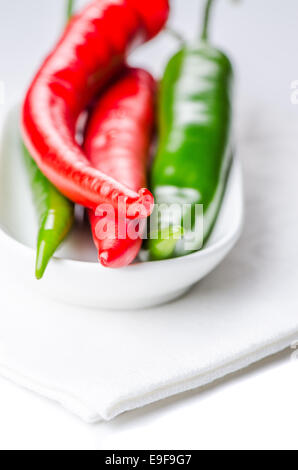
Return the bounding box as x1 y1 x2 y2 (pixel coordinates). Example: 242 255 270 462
35 267 44 281
127 188 154 220
98 251 109 268
35 240 51 280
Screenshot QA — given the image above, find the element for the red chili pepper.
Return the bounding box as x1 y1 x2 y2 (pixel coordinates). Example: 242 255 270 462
85 68 155 268
21 0 169 218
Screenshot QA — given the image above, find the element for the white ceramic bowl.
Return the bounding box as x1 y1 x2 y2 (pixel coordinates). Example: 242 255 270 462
0 106 243 309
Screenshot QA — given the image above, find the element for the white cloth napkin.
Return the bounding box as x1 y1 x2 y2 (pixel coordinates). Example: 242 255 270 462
0 106 297 422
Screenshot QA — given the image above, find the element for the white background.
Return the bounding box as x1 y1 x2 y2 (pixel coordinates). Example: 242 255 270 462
0 0 298 450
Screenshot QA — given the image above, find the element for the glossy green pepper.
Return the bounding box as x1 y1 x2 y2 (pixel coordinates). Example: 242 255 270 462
149 0 233 260
22 144 74 280
21 0 75 279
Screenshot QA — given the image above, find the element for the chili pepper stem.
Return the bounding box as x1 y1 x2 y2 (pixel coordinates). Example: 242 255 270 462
66 0 75 22
201 0 215 41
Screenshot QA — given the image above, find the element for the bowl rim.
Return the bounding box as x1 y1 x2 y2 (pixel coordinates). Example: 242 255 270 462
0 158 243 272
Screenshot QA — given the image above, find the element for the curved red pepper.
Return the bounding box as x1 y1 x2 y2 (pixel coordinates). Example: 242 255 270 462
85 68 155 268
21 0 169 218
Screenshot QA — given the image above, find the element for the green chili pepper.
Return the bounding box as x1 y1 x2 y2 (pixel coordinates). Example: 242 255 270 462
22 144 74 279
148 0 233 260
21 0 76 279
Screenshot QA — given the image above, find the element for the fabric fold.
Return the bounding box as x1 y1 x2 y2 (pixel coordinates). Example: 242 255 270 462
0 107 297 422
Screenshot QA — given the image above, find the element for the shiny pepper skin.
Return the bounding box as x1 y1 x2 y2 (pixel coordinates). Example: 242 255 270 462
149 42 234 260
21 0 169 218
22 144 74 279
85 68 155 268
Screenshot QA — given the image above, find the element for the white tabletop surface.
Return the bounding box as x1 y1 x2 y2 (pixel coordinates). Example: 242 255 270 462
0 0 298 450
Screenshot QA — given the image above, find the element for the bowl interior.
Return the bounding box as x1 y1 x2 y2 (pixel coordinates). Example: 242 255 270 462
0 106 240 266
